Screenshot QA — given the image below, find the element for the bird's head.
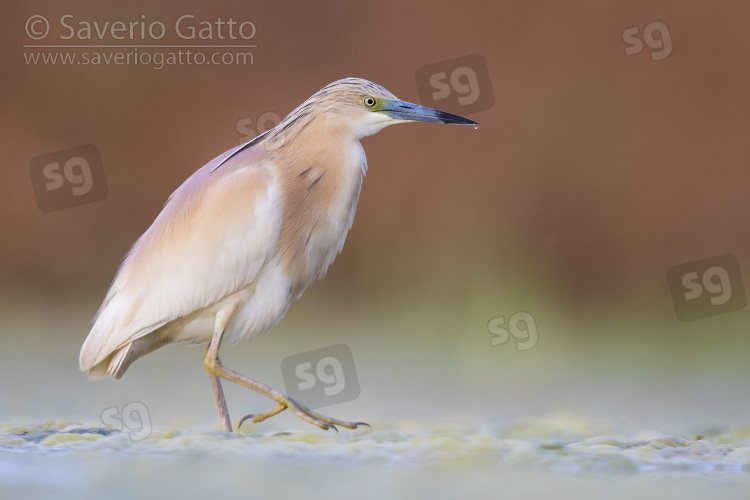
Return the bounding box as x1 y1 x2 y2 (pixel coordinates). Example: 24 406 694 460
290 78 478 140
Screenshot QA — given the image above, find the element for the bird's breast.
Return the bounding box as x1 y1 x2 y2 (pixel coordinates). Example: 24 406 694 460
276 141 367 297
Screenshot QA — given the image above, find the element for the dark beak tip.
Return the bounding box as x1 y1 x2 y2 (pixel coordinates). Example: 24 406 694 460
435 110 477 126
446 117 478 126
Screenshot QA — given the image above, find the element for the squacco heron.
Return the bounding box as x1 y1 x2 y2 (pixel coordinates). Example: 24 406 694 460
80 78 477 432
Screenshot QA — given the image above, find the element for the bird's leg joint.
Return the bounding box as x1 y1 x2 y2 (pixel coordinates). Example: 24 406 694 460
203 347 224 375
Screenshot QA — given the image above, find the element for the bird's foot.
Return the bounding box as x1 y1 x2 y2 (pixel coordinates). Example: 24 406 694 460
237 396 369 432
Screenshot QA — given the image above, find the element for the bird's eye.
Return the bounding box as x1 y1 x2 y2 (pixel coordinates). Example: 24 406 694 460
363 97 377 107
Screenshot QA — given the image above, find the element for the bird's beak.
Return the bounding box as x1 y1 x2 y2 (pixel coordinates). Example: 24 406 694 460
378 99 477 125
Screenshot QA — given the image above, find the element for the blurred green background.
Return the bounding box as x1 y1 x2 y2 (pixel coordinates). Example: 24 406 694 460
1 0 750 435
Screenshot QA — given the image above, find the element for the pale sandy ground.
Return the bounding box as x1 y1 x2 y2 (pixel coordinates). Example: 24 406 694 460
3 418 750 499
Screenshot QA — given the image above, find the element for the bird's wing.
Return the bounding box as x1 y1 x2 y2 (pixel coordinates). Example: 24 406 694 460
79 146 282 371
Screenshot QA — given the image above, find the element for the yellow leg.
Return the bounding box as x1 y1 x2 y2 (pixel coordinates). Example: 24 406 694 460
203 305 368 432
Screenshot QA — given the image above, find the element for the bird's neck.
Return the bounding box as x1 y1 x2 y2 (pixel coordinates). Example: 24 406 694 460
273 119 366 295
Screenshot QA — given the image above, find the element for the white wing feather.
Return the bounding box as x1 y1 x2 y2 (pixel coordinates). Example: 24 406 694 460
79 145 281 372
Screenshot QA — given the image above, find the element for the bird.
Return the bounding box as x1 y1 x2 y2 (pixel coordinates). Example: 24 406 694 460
79 78 477 432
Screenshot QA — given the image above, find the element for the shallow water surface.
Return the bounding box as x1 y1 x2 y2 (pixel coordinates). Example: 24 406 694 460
3 295 750 498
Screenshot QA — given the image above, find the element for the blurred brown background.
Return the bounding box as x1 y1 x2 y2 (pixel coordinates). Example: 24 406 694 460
1 1 750 428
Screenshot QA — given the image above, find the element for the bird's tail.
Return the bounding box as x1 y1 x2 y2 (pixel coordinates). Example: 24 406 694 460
80 292 163 379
